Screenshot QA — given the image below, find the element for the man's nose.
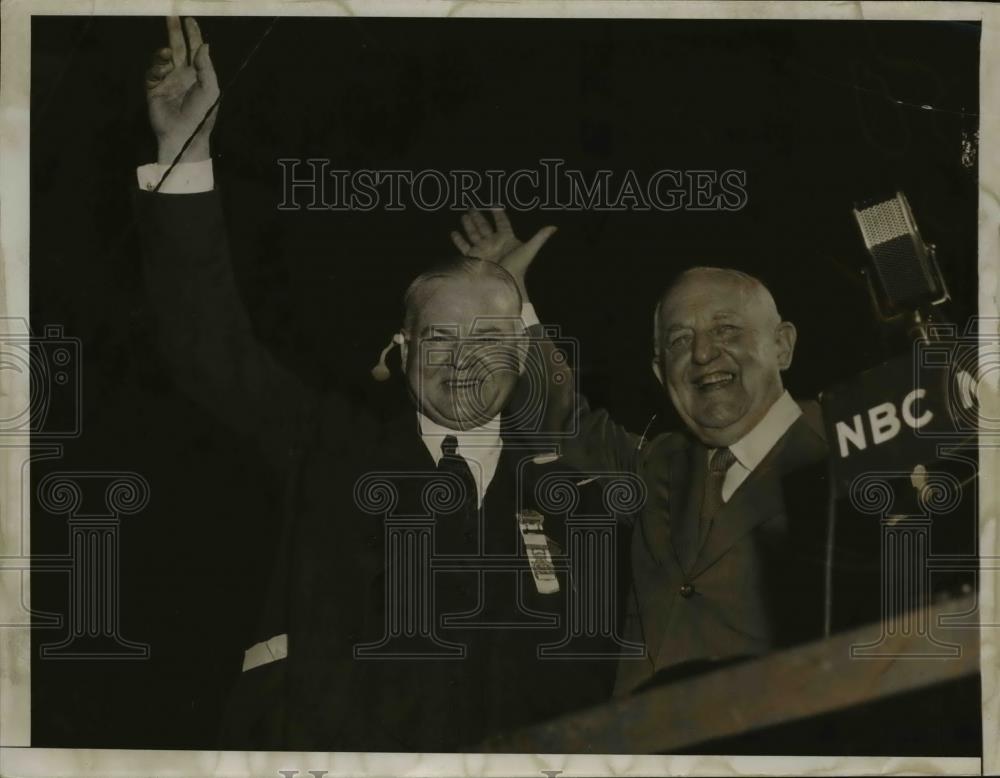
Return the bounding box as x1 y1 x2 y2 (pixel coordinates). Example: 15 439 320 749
454 346 477 370
455 341 511 372
453 341 491 371
691 331 720 365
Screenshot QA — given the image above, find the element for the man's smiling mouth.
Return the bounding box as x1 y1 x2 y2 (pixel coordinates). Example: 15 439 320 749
445 378 482 390
693 371 735 391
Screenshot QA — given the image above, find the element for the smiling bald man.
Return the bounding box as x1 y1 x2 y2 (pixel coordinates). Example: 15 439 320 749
466 252 836 694
591 265 825 691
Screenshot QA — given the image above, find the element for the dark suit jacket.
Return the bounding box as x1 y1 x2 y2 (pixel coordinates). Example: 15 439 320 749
536 344 833 694
135 188 626 751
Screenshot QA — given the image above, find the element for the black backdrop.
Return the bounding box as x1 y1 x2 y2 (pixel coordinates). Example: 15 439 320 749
29 16 981 750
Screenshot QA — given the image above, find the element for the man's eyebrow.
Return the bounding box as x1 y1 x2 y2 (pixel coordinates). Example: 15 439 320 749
665 312 740 332
421 325 459 337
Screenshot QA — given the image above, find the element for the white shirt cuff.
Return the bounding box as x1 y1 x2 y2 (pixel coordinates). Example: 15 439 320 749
241 633 288 672
136 160 214 194
521 302 540 328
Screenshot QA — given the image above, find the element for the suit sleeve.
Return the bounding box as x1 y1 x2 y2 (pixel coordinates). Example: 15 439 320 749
529 321 643 475
217 502 295 750
135 187 360 475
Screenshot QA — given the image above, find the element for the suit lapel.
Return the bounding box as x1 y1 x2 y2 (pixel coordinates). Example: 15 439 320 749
671 441 709 572
363 415 437 583
689 460 785 579
689 413 827 578
637 438 691 567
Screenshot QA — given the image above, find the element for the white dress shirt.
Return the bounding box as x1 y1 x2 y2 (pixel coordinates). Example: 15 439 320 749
710 390 803 502
418 413 504 507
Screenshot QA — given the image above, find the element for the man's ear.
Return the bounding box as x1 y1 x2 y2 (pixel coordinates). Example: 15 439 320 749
516 335 530 375
775 321 797 370
397 332 409 367
651 357 664 385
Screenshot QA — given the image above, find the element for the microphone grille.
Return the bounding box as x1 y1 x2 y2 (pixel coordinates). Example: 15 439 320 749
854 197 911 249
853 192 941 311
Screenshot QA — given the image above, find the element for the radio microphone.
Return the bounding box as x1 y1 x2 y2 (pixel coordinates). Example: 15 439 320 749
819 192 972 634
852 192 950 338
851 189 975 423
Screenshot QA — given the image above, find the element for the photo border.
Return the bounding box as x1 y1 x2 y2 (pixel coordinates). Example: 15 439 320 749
1 1 996 775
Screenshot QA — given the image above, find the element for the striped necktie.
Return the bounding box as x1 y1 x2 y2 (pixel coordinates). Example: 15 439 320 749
699 446 737 544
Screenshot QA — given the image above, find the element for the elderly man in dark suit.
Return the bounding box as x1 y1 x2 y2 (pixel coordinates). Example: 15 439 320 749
451 223 832 696
137 17 628 751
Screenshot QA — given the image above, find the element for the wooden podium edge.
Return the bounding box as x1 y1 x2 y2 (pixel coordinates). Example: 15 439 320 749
480 594 980 754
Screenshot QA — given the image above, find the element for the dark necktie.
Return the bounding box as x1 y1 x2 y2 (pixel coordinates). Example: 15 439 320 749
699 446 737 545
437 435 478 513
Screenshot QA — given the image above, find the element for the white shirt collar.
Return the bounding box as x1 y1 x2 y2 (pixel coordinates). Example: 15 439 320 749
725 390 802 473
417 412 503 506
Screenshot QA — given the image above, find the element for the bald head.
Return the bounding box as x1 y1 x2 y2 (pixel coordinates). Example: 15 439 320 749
403 257 522 336
651 266 797 447
654 267 780 359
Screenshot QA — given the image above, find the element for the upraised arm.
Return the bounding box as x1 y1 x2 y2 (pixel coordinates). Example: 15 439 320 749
451 210 642 474
137 17 319 476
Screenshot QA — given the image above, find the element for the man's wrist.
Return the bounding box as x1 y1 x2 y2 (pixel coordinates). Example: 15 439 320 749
137 159 214 194
156 138 211 166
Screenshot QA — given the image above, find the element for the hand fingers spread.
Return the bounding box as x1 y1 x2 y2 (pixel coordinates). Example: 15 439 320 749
185 17 204 51
490 207 513 235
524 225 558 255
166 16 186 68
470 209 492 237
461 213 483 242
450 231 473 256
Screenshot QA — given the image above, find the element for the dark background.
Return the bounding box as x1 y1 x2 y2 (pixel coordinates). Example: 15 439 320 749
29 16 981 751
